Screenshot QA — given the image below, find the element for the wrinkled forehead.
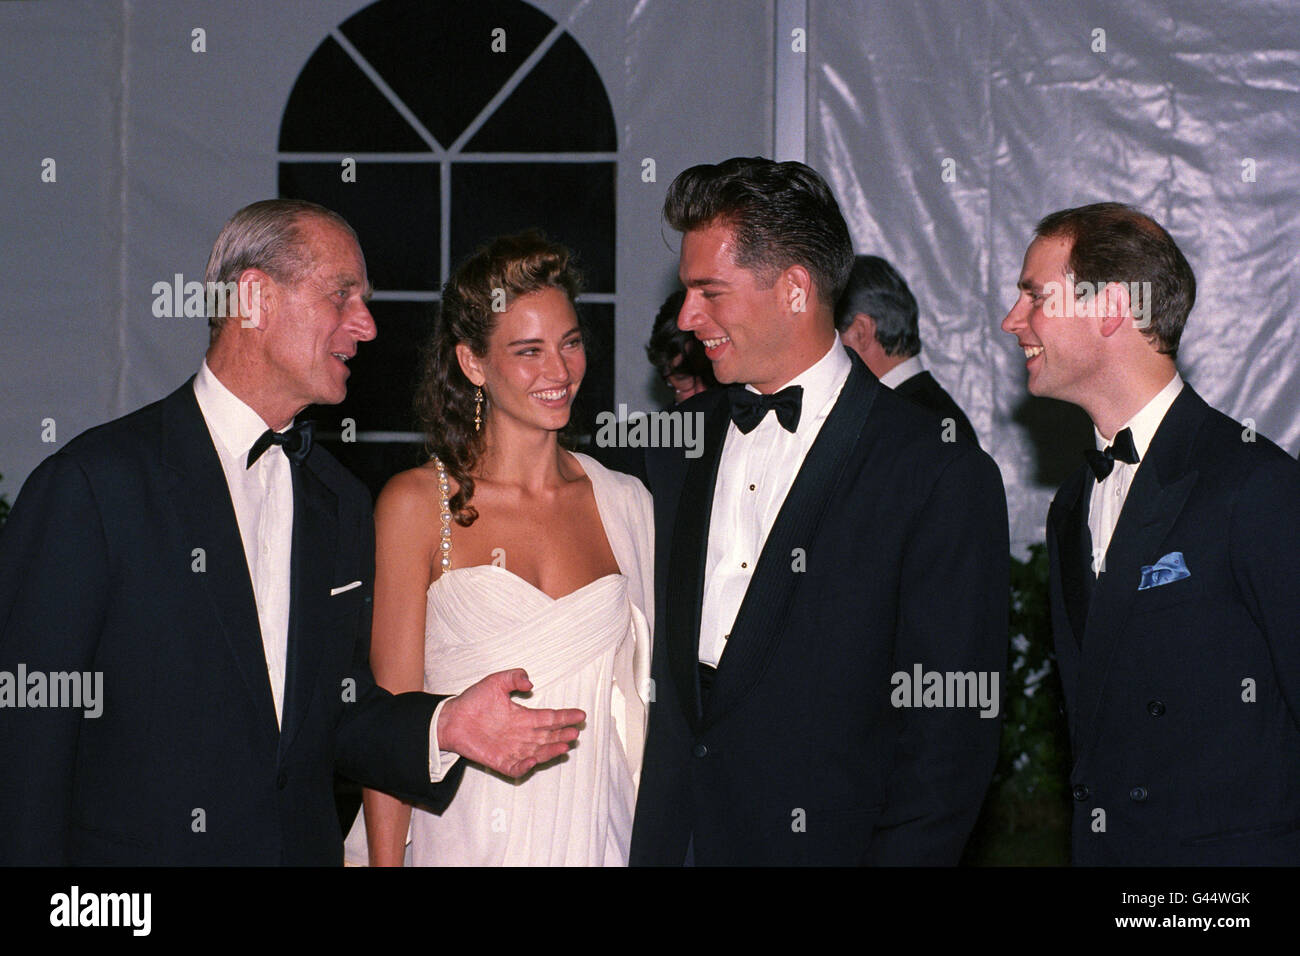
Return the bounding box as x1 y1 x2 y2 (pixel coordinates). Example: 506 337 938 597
301 218 368 277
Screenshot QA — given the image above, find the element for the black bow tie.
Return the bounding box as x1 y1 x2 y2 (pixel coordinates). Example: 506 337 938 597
247 421 314 468
729 385 804 434
1084 427 1139 481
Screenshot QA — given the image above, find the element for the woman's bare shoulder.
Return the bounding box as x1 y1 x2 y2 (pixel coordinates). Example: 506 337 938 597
376 463 455 533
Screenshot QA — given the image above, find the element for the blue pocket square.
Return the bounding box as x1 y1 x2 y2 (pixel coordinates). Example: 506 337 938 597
1138 551 1190 590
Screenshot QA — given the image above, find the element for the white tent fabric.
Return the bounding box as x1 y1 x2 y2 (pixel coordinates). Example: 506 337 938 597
2 0 1296 557
808 0 1300 550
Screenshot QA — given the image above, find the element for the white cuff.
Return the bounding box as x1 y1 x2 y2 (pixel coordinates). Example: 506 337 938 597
428 696 461 782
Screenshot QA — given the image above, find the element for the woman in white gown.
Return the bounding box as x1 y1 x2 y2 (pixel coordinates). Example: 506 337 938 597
344 231 652 866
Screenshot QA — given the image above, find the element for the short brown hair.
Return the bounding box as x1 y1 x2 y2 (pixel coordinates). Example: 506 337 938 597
1034 202 1195 358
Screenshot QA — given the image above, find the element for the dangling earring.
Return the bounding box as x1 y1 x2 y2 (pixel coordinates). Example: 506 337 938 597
474 387 483 432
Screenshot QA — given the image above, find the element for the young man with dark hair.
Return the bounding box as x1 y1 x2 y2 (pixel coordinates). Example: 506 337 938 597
631 158 1008 865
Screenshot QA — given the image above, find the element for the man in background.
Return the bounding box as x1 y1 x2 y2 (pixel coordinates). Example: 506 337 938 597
837 254 978 446
647 288 717 405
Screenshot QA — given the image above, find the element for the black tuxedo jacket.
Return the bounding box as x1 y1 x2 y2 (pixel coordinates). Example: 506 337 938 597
0 381 463 865
1047 385 1300 865
629 351 1008 865
893 370 980 448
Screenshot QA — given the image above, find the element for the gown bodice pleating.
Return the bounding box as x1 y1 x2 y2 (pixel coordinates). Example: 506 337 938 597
412 564 647 866
344 453 653 866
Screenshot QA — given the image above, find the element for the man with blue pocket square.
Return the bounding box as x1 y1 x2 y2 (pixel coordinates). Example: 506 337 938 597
1003 202 1300 865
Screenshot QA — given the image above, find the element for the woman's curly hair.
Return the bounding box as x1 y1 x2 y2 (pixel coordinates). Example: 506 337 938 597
413 230 582 526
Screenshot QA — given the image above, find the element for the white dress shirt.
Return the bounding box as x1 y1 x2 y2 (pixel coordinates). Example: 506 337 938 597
1088 372 1184 576
193 363 453 780
877 354 924 390
699 337 853 666
194 361 293 725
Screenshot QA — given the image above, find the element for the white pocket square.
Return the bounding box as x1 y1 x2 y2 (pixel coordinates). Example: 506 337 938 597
330 580 362 596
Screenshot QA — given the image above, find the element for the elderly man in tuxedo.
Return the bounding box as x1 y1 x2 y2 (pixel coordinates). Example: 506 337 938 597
836 254 979 447
0 199 584 865
1002 201 1300 864
630 158 1009 866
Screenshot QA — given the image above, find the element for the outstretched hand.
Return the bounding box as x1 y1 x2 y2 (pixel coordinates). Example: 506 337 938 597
437 669 585 778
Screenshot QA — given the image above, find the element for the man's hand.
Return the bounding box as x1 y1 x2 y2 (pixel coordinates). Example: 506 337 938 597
437 669 585 778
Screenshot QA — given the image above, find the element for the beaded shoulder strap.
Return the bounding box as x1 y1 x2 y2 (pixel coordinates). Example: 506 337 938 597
432 456 452 572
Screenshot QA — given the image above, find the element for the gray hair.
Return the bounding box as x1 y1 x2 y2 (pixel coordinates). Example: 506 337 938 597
834 254 921 358
203 199 356 340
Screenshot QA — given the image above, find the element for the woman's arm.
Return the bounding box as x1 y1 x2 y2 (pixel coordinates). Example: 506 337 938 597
362 468 441 866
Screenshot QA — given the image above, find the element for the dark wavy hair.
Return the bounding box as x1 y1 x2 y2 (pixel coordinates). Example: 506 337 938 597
414 230 582 526
663 156 854 305
645 289 717 385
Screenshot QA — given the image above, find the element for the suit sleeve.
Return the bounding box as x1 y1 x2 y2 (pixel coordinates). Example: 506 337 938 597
0 453 112 864
866 448 1009 865
1231 455 1300 732
331 494 465 812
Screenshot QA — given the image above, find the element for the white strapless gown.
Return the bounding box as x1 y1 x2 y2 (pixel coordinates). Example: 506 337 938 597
345 454 654 866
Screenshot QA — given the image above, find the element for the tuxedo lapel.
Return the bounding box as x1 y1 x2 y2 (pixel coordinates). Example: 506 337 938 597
704 358 876 726
1047 467 1091 753
161 383 280 744
1073 388 1206 757
278 458 337 756
666 395 732 728
1053 468 1093 649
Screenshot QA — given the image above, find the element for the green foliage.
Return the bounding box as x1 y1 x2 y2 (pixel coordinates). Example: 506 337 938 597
996 543 1071 803
964 543 1072 864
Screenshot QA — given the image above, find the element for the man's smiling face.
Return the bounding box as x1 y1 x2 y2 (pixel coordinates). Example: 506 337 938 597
1001 234 1102 404
675 222 796 394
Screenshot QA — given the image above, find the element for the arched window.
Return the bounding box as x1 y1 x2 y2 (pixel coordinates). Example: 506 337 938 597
278 0 617 494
